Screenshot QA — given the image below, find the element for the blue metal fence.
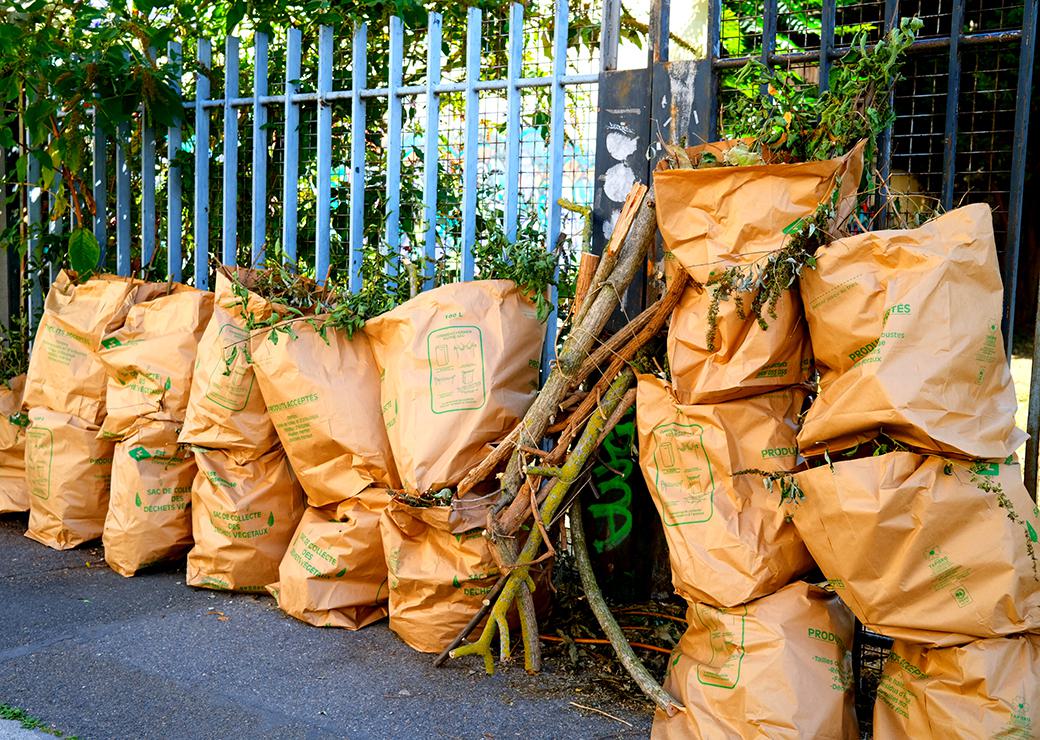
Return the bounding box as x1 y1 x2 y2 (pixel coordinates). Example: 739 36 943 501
49 2 602 302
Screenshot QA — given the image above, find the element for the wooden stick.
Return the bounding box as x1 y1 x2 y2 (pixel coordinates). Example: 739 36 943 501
570 498 684 717
571 252 600 318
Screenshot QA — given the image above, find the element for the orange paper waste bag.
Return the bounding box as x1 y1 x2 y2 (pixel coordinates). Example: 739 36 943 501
24 407 114 549
798 204 1024 459
270 489 390 629
379 498 500 653
103 419 195 577
873 635 1040 740
22 272 143 424
667 284 811 404
655 143 863 402
0 375 28 514
654 143 865 284
250 319 399 507
179 269 279 458
366 280 543 493
636 375 812 607
98 286 213 439
187 446 305 592
793 452 1040 647
652 581 858 740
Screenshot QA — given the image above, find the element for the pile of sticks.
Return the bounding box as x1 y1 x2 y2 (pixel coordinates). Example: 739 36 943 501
434 184 688 717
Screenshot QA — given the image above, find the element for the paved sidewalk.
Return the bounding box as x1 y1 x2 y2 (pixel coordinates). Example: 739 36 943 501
0 515 652 739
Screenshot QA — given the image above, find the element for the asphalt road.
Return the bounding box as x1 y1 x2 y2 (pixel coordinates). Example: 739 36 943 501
0 514 652 740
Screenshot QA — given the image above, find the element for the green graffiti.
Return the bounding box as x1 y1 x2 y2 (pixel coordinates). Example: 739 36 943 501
588 413 638 553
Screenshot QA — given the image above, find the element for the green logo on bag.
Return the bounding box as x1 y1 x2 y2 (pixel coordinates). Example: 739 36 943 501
128 446 152 461
135 492 142 508
452 575 461 588
951 586 973 607
267 512 275 527
1028 522 1038 543
101 337 122 349
335 568 347 578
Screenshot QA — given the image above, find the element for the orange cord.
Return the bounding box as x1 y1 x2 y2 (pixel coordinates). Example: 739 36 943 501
540 634 673 655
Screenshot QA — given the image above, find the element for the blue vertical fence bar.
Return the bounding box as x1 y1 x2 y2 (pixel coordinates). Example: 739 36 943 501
819 0 835 92
223 35 240 266
141 111 157 271
92 113 107 268
167 41 183 282
543 0 569 372
194 39 212 289
503 3 523 243
115 125 131 277
282 28 302 266
348 23 368 292
385 16 404 277
422 13 443 287
761 0 778 95
251 32 269 267
315 25 333 284
941 0 964 210
460 7 482 281
25 126 41 324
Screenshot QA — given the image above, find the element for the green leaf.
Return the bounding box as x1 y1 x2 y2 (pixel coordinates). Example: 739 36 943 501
68 227 100 278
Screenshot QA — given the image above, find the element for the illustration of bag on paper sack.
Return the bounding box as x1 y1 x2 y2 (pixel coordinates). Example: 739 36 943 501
654 141 864 404
187 446 305 592
798 204 1024 460
0 375 28 514
269 488 390 630
636 375 812 608
873 635 1040 739
249 319 399 508
652 581 859 740
103 419 196 577
793 452 1040 646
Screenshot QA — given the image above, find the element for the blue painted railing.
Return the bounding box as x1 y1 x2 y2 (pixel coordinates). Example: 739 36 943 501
70 2 599 300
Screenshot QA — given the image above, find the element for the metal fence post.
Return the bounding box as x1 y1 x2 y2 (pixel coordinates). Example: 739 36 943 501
251 32 269 267
349 23 368 292
422 13 443 288
167 41 183 282
460 7 482 281
315 25 333 284
282 28 302 266
223 35 240 267
194 39 212 289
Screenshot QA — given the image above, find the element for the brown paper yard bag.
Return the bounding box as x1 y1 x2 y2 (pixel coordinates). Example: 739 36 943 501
655 142 865 284
667 284 811 404
98 287 213 439
179 269 279 458
250 319 399 507
366 280 543 493
22 272 144 424
24 407 114 549
636 375 812 607
652 581 858 740
379 498 500 653
269 488 390 629
798 204 1025 460
793 452 1040 647
656 143 863 403
874 636 1040 739
102 419 195 577
0 375 28 514
187 445 305 592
